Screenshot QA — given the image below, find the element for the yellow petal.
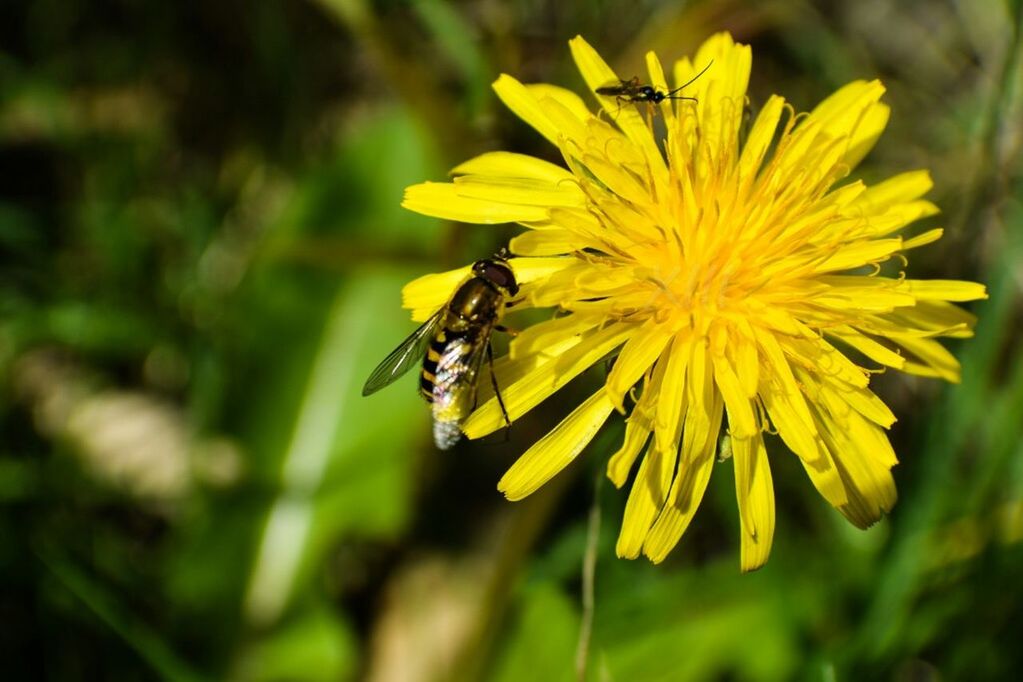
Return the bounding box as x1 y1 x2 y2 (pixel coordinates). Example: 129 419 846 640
902 228 944 250
498 390 615 500
402 265 471 321
685 336 713 431
526 261 641 308
547 206 615 245
616 442 672 559
760 385 833 474
578 151 652 207
755 328 827 465
568 36 666 179
589 197 665 246
754 328 814 428
890 335 962 383
510 229 581 256
477 335 583 406
403 182 549 224
843 101 890 169
508 310 600 359
880 300 977 339
680 32 752 166
642 453 715 563
803 370 897 434
524 83 593 124
812 238 904 274
815 407 897 528
796 441 850 510
537 98 595 152
492 74 561 146
712 351 757 439
607 414 652 488
807 79 889 169
642 390 723 563
644 50 675 125
738 95 785 181
785 329 871 389
731 323 760 397
850 170 933 212
733 435 775 572
605 318 675 412
451 151 573 183
849 201 941 239
510 256 579 283
464 322 632 438
653 333 692 455
903 279 988 302
827 327 906 370
814 275 918 312
453 174 586 207
691 32 752 112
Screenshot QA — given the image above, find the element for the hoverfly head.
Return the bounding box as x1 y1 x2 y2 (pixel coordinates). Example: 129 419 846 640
474 257 519 296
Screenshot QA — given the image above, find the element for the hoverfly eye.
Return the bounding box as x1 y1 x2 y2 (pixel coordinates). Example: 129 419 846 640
482 261 518 294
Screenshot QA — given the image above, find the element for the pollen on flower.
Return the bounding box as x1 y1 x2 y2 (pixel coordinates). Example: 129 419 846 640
399 32 987 572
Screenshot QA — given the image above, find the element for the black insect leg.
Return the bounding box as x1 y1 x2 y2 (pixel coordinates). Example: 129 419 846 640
487 342 512 430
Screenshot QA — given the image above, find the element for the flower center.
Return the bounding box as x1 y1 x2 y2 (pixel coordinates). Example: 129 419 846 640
642 238 757 324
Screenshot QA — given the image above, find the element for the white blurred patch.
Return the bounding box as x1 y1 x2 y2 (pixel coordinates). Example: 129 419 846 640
12 350 242 505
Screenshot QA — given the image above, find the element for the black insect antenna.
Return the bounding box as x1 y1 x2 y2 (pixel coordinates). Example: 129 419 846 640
665 59 714 99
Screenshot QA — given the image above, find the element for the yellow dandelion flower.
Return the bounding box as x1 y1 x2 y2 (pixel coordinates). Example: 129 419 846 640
400 33 987 571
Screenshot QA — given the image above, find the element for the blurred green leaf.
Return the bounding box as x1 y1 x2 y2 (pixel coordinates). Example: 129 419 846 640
490 582 580 682
412 0 492 116
592 561 803 682
233 606 357 682
266 108 444 258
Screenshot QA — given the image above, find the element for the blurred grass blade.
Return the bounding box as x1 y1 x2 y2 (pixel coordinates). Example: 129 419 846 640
412 0 492 115
244 270 425 626
38 549 208 682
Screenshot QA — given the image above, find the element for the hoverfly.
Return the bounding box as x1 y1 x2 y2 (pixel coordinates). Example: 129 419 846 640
362 256 518 449
595 60 713 110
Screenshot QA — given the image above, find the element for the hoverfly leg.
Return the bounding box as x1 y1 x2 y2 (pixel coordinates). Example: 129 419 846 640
494 324 519 337
487 342 512 429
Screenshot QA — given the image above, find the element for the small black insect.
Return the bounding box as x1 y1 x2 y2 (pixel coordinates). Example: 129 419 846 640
595 60 714 108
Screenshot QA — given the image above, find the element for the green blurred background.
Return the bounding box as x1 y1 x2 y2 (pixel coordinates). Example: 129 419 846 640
2 0 1021 680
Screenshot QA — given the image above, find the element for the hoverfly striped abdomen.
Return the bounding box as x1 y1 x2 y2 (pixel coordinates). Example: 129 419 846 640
419 331 447 403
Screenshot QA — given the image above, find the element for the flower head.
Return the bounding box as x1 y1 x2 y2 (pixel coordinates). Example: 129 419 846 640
400 33 986 570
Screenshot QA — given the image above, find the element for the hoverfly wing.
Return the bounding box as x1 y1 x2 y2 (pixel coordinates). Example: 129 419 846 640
431 327 493 417
362 311 443 396
430 333 491 450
